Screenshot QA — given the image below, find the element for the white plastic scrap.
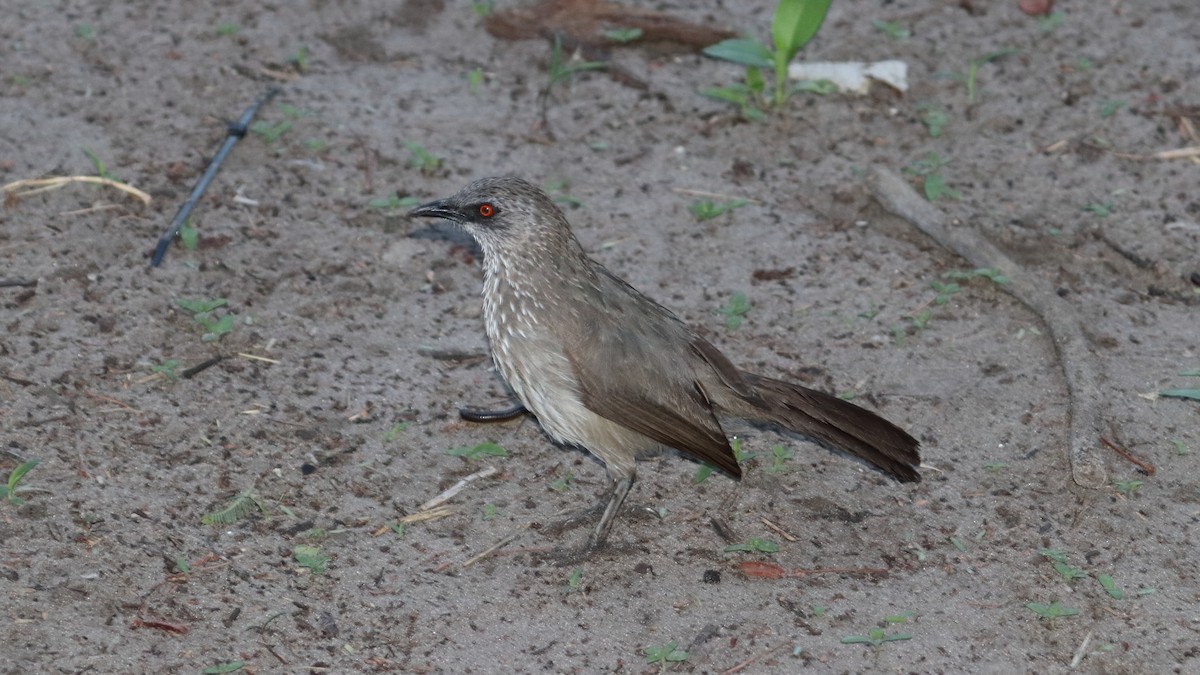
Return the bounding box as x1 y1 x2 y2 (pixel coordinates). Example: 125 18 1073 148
787 60 908 94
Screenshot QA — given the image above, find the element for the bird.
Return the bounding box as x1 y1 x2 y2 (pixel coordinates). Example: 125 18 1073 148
409 176 920 550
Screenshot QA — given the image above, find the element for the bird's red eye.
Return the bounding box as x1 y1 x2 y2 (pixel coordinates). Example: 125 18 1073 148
478 203 495 218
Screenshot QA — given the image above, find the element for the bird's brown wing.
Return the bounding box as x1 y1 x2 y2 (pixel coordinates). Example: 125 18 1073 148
561 269 742 478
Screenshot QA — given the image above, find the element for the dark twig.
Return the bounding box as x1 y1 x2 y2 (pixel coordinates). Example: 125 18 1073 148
181 355 226 379
0 278 37 288
150 87 280 267
1100 436 1156 476
867 166 1109 489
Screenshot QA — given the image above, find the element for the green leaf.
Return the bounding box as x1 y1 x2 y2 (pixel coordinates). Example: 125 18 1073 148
692 463 715 484
446 441 508 460
1097 574 1123 599
603 27 643 43
1159 389 1200 401
202 663 245 674
772 0 832 63
293 544 328 575
702 38 774 69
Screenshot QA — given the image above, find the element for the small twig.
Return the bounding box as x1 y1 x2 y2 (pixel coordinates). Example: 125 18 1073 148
238 352 281 364
1100 436 1156 476
83 390 141 412
181 355 226 379
399 505 455 524
760 517 798 542
461 529 524 569
1 176 151 206
1110 145 1200 161
59 203 123 216
1070 631 1093 669
867 166 1108 489
418 466 499 512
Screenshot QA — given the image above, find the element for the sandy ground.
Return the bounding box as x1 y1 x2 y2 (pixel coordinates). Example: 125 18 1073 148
2 0 1199 672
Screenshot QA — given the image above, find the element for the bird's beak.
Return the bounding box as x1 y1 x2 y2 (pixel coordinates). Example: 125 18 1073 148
408 198 461 222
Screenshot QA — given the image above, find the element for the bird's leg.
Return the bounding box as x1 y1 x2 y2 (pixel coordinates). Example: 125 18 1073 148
587 473 635 550
458 403 529 423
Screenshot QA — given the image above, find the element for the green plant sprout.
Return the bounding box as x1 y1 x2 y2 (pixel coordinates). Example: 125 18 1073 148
368 194 421 215
964 49 1019 104
545 34 607 93
176 297 234 342
689 197 748 221
871 20 910 40
1 459 39 506
178 222 198 251
202 490 268 525
250 120 293 144
1026 600 1078 624
446 442 508 461
692 463 715 484
404 142 442 175
841 627 913 648
703 0 831 112
724 538 779 554
603 28 642 43
721 292 751 329
549 471 574 492
643 642 688 670
293 544 328 574
905 152 961 201
150 359 180 383
767 445 795 473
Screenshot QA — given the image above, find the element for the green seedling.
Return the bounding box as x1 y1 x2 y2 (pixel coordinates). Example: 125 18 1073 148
910 308 933 331
841 627 913 648
383 422 410 442
921 106 949 138
150 359 180 383
546 34 607 92
703 0 831 112
930 280 960 305
289 45 310 72
811 605 826 617
368 194 421 214
767 445 794 474
964 49 1019 104
389 521 406 538
1 459 39 506
303 138 328 152
1053 561 1087 582
566 567 583 592
82 148 117 182
1159 389 1200 401
905 152 961 201
1114 479 1143 496
1038 10 1065 33
643 642 688 670
467 67 483 94
482 503 497 521
732 437 756 464
202 662 244 674
446 441 508 461
949 536 967 552
175 297 234 342
1099 100 1126 118
603 28 643 43
178 222 198 251
250 120 294 144
721 292 751 330
692 463 715 484
1171 439 1189 456
293 544 328 575
871 20 910 40
1038 548 1068 563
203 490 268 525
544 178 583 208
724 537 779 554
76 24 96 41
548 471 574 492
470 1 494 18
404 141 442 175
216 22 240 37
1082 201 1113 217
1026 600 1078 624
983 462 1008 472
689 197 748 221
174 557 191 575
1097 574 1123 600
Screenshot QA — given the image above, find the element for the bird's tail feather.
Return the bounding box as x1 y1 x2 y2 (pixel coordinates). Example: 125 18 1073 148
740 372 921 482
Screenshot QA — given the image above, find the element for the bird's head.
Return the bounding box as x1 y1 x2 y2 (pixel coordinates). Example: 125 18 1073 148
408 176 576 258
